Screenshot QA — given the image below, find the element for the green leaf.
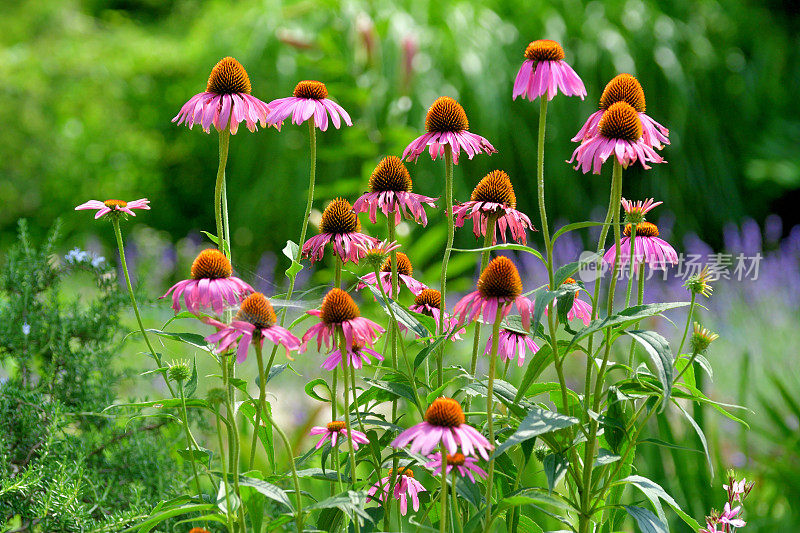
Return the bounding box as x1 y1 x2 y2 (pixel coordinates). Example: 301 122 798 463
183 355 198 398
619 475 700 530
145 329 210 351
296 468 351 483
542 453 568 493
177 447 213 467
450 242 545 264
366 285 429 338
595 449 622 466
552 221 608 244
414 335 446 369
362 377 418 408
308 491 374 525
129 503 217 533
105 398 210 412
492 407 579 458
553 251 603 287
202 230 230 256
282 240 303 280
674 400 714 477
625 330 673 410
305 378 333 403
236 475 293 510
623 505 668 533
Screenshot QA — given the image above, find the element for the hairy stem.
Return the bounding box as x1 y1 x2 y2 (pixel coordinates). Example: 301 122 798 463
483 305 504 532
214 129 231 258
177 380 203 496
437 144 455 387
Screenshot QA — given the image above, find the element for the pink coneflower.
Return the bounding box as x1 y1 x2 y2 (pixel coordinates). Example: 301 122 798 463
453 256 532 329
172 57 272 134
620 197 662 222
302 198 376 264
453 170 535 245
603 222 678 270
358 252 427 298
204 292 300 362
484 328 539 367
402 96 496 164
320 340 384 371
75 198 150 220
406 289 465 342
367 467 426 516
572 74 668 149
266 80 352 131
426 452 488 483
301 288 384 353
544 277 593 326
162 249 253 315
568 101 664 174
352 156 437 226
512 39 586 101
392 397 493 460
309 421 370 450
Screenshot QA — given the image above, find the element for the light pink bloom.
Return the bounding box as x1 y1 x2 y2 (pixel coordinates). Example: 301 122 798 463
300 288 384 353
203 293 300 363
357 251 427 299
75 198 150 220
485 329 539 367
320 342 384 371
392 397 493 460
603 222 678 270
367 468 426 516
719 502 746 529
162 249 253 315
573 109 669 150
621 197 662 220
401 289 465 342
723 477 748 503
512 40 586 101
353 190 437 226
172 57 272 134
426 452 488 483
452 257 532 328
266 80 352 131
699 521 723 533
402 96 496 164
310 421 370 450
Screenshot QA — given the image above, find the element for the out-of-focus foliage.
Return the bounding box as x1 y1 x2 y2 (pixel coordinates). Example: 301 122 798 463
2 0 799 273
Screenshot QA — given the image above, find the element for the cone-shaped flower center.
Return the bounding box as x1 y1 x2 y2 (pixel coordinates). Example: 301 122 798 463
206 57 252 95
326 420 346 432
478 256 523 300
690 322 718 353
235 292 277 329
598 102 642 142
293 80 328 100
624 221 659 237
471 170 517 208
446 453 466 466
388 467 414 479
191 249 233 280
414 289 441 311
561 277 579 299
599 73 645 113
524 39 565 62
425 96 469 133
425 397 465 427
320 288 360 324
103 199 128 208
320 198 361 234
381 252 413 276
369 156 413 193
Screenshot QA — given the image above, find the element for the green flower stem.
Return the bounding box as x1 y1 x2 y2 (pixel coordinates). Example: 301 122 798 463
626 263 646 371
439 442 448 533
177 379 202 496
469 214 498 377
451 469 463 533
214 409 234 533
111 219 175 397
215 129 231 258
482 305 504 533
387 218 400 528
676 293 697 357
334 256 343 289
331 367 344 495
624 224 638 308
249 336 270 469
220 354 246 529
339 331 361 533
437 144 455 388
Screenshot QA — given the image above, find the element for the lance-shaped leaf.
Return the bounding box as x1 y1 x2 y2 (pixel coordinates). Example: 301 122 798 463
623 505 668 533
618 475 700 530
625 330 673 410
491 407 578 458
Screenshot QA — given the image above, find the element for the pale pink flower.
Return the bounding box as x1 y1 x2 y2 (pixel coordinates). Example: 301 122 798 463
75 198 150 220
485 328 539 367
603 222 678 270
302 198 376 264
512 39 586 101
357 252 427 299
426 452 488 483
452 256 532 329
266 80 352 131
300 289 384 353
367 468 426 516
719 502 746 529
353 156 437 226
320 341 384 371
404 289 465 342
309 421 370 450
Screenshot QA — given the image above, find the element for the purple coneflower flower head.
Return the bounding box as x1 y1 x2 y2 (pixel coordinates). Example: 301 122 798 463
512 39 586 101
204 292 300 362
406 289 465 342
392 397 493 459
358 252 428 298
453 170 535 245
162 249 253 315
172 57 272 134
302 198 377 264
353 156 438 226
266 80 352 131
603 222 678 270
568 101 665 174
75 198 150 220
544 277 593 326
320 340 384 371
572 74 668 149
301 288 384 353
309 420 370 450
426 452 488 483
485 328 539 367
402 96 496 164
621 196 662 224
453 256 532 328
719 502 746 529
367 467 426 516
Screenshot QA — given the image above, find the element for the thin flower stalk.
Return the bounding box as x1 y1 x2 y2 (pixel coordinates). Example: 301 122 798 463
482 305 504 532
213 406 234 533
469 213 498 377
339 331 361 533
439 442 448 533
176 377 203 496
214 129 231 259
437 144 455 387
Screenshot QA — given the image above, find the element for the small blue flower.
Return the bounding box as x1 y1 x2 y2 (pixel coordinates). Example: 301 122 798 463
22 322 31 336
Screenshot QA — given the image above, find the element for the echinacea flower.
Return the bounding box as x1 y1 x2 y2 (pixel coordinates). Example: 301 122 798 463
75 198 150 220
204 292 300 362
690 322 719 354
162 249 253 315
358 252 428 298
367 467 426 516
320 340 384 371
544 277 593 326
453 256 532 328
484 328 539 367
572 73 668 149
568 101 665 174
301 288 384 353
684 266 714 298
302 198 377 264
266 80 352 131
392 397 493 459
426 452 488 483
719 502 746 529
453 170 535 245
621 197 662 224
603 221 678 270
172 57 272 134
407 289 465 341
309 420 370 450
512 39 586 101
352 156 437 226
402 96 496 164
